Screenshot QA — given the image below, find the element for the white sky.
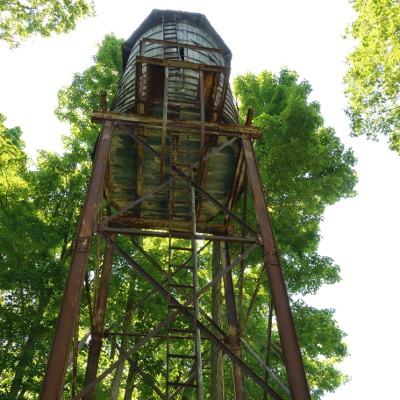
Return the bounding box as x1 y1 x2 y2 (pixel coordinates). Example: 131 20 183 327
1 0 400 398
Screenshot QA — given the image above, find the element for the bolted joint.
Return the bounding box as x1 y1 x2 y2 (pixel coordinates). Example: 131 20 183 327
74 236 92 253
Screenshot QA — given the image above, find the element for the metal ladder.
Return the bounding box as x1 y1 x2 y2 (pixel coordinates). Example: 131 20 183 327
162 15 186 103
166 131 203 399
163 15 179 59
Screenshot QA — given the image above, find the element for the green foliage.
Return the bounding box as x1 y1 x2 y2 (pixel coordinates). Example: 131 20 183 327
56 33 123 153
283 252 341 296
0 0 95 48
234 69 357 256
0 114 88 397
344 0 400 153
0 39 357 398
293 300 350 397
234 69 356 397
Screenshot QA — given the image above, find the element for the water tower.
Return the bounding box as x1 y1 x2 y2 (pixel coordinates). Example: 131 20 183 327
41 10 310 400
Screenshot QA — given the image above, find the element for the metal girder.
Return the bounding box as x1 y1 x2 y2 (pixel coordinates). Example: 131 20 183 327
83 235 115 400
66 232 283 400
91 111 262 139
40 121 115 400
41 116 310 400
123 126 258 237
242 137 311 400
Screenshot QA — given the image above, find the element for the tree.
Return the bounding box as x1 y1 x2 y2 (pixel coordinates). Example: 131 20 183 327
0 114 89 398
234 69 357 257
0 37 357 398
56 33 123 152
0 35 123 398
234 69 357 396
54 45 356 399
0 0 95 48
344 0 400 153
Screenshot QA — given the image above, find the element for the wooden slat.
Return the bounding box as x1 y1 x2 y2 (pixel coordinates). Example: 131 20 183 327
159 66 169 182
224 148 245 225
217 70 230 122
136 55 230 74
143 37 224 54
196 70 206 185
91 111 262 139
107 216 236 234
135 129 145 217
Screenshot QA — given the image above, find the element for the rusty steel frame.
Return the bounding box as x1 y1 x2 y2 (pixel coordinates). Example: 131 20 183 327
83 234 115 400
65 230 282 400
242 137 311 399
123 126 258 237
91 111 262 139
89 232 283 400
41 116 310 399
40 121 115 400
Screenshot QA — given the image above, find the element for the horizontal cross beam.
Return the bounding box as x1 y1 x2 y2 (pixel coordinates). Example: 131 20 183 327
91 111 261 139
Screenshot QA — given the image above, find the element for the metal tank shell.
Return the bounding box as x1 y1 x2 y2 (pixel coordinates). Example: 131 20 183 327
104 9 246 227
111 9 237 123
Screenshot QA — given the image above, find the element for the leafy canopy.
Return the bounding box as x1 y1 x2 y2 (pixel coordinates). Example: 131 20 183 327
0 113 91 398
233 69 357 396
56 33 123 153
344 0 400 153
0 0 95 48
234 69 357 256
55 46 356 397
0 38 356 398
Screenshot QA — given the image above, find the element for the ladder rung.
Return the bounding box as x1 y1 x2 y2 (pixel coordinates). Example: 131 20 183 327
169 305 195 311
168 354 197 360
170 246 193 251
171 201 190 205
171 132 190 136
170 162 189 167
168 328 196 334
167 334 195 339
174 147 200 152
167 382 198 388
169 264 193 270
169 101 200 108
169 284 194 289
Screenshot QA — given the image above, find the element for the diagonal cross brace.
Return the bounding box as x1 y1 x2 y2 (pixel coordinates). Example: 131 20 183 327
72 231 283 400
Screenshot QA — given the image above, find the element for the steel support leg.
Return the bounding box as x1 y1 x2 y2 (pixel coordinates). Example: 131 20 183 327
83 236 115 400
242 137 310 400
40 121 114 400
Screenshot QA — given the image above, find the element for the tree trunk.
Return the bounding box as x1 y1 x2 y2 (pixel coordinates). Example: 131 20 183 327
211 241 225 400
221 242 247 400
9 295 50 398
123 362 137 400
110 273 136 399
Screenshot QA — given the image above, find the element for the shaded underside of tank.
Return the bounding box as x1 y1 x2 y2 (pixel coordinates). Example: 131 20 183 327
104 10 244 228
106 124 241 224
